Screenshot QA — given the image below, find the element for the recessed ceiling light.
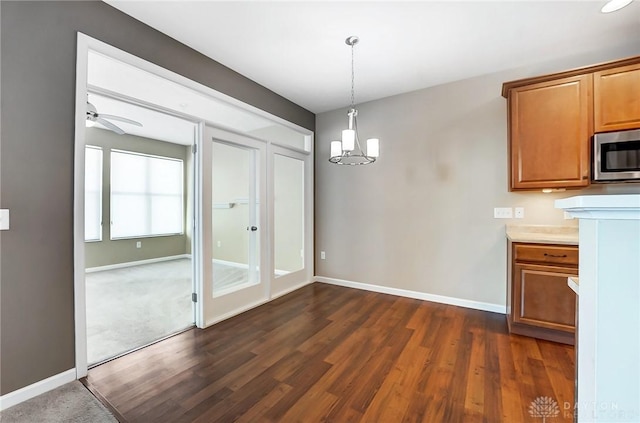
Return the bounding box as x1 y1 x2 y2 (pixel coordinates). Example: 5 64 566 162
601 0 633 13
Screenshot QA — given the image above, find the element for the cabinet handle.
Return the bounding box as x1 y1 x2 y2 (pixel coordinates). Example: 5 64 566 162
544 253 567 258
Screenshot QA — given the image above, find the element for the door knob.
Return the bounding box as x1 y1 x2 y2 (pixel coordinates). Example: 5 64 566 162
247 226 258 231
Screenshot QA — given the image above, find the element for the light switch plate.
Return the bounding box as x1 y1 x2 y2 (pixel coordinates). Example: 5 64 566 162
494 207 513 219
0 209 9 230
514 207 525 219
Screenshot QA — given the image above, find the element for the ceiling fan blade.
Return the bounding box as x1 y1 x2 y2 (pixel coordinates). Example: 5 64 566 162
96 117 125 135
86 101 98 114
99 114 143 127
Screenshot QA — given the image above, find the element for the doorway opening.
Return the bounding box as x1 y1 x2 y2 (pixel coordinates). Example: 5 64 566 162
83 91 197 366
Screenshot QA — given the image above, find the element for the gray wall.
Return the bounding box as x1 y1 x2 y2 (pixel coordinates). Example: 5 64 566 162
315 46 640 308
84 128 190 269
0 1 314 395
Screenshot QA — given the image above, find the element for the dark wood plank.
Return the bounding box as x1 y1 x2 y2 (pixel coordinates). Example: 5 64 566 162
85 282 575 422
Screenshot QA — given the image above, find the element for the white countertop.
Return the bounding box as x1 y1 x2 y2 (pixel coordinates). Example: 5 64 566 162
556 194 640 220
506 224 579 245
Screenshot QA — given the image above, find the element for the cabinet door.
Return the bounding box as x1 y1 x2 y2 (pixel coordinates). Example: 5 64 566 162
512 263 576 333
508 74 592 190
594 63 640 132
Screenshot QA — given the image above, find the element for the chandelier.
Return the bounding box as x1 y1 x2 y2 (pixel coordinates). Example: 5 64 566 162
329 36 379 165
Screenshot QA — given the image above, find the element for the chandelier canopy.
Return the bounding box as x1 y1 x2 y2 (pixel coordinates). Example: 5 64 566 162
329 36 379 166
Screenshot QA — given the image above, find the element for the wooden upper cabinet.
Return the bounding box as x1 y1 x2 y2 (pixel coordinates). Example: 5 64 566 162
594 63 640 132
508 74 592 190
502 56 640 192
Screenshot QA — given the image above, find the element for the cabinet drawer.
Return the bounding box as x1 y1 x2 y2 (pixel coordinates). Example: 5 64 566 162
514 244 578 266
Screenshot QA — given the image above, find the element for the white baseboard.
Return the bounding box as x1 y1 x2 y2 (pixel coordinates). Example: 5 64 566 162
86 254 191 273
0 368 76 411
314 276 506 314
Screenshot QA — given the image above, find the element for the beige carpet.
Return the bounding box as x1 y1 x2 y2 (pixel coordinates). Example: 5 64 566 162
0 382 117 423
86 258 194 365
86 258 249 365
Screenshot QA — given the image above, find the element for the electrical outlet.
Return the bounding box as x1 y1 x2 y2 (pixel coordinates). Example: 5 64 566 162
217 241 221 247
136 241 142 249
514 207 525 219
320 251 326 260
494 207 513 219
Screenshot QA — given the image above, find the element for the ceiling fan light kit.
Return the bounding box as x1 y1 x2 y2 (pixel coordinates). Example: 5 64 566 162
86 99 143 135
329 36 379 166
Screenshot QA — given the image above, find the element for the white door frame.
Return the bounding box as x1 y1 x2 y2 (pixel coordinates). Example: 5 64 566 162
200 127 270 326
74 33 313 378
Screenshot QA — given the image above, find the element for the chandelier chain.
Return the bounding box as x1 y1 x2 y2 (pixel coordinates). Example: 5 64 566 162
350 41 355 109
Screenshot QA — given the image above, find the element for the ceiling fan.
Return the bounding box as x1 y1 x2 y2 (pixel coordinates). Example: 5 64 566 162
86 101 142 135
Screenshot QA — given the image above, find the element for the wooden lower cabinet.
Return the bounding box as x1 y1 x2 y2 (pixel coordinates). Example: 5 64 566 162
507 242 577 345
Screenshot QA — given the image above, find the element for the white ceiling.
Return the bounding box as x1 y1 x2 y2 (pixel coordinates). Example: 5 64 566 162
105 1 640 114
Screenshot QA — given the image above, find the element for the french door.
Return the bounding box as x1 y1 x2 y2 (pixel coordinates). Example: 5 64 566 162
200 126 268 326
270 145 313 296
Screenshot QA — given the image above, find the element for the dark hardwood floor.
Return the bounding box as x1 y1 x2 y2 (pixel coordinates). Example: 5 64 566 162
84 283 575 422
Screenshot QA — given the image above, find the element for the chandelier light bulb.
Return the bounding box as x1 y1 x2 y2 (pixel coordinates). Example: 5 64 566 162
342 129 355 151
330 141 343 158
367 138 379 158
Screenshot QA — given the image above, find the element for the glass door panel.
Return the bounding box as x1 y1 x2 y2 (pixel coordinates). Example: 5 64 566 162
274 154 305 277
212 141 259 295
269 145 312 299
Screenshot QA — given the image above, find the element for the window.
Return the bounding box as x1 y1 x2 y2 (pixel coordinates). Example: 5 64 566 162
85 146 103 241
110 150 184 239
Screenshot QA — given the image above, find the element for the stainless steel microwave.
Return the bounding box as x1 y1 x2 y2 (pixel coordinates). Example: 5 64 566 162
593 128 640 182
